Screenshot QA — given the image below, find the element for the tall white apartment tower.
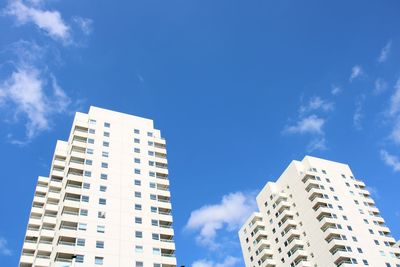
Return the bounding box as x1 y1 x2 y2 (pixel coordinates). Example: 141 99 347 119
19 106 176 267
239 156 400 267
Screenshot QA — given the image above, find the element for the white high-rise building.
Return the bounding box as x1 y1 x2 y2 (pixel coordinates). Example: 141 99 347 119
239 156 400 267
19 106 176 267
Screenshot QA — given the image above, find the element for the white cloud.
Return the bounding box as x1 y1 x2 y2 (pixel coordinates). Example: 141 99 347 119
285 115 325 135
299 96 334 114
73 16 93 35
0 41 71 142
0 237 12 256
307 137 326 152
4 0 70 41
349 65 363 82
331 85 341 95
378 41 392 63
380 150 400 172
390 122 400 145
192 257 241 267
353 95 365 130
185 192 256 248
389 79 400 117
374 78 387 95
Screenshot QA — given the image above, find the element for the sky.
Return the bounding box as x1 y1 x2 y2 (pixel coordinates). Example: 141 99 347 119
0 0 400 266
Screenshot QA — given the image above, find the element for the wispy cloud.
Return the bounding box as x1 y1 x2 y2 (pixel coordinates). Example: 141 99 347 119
380 150 400 172
349 65 363 82
299 96 334 114
374 78 388 95
353 95 365 130
331 85 341 95
72 16 93 36
284 115 325 135
0 237 12 256
378 41 392 63
192 256 241 267
185 191 256 249
389 79 400 117
0 41 72 143
4 0 70 42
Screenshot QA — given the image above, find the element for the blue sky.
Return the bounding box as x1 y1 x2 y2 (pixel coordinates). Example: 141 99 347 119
1 0 400 266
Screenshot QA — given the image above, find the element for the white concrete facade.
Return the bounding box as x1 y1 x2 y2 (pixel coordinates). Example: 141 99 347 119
239 156 400 267
19 106 176 267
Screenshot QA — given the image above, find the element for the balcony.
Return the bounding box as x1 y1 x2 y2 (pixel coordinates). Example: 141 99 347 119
320 217 337 232
305 179 320 192
34 255 50 266
37 241 53 252
259 258 276 267
308 188 324 201
333 251 353 266
23 240 37 250
20 254 34 265
254 229 268 242
311 197 329 211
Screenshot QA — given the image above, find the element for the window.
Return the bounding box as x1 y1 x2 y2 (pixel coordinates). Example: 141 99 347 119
149 182 156 188
135 192 142 198
81 195 89 202
136 262 144 267
134 179 141 186
134 158 141 163
97 225 105 233
362 259 369 265
88 138 94 144
80 209 88 216
151 219 158 226
98 211 106 219
83 183 90 189
134 169 141 174
84 171 92 177
100 185 107 192
135 231 143 238
78 223 87 231
150 194 157 200
151 206 157 213
88 128 96 135
149 161 155 166
134 148 140 153
148 141 154 146
76 238 85 246
103 141 109 147
149 171 155 177
134 129 140 134
134 138 140 144
135 204 142 210
95 257 104 265
89 119 96 124
153 248 161 255
357 248 363 253
75 255 84 263
135 245 143 252
147 132 153 137
148 151 154 156
99 198 107 205
86 159 93 165
135 217 142 224
96 241 104 248
100 173 108 180
86 148 94 154
104 122 110 128
152 233 159 240
103 132 110 137
102 151 109 157
101 162 108 168
154 264 161 267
